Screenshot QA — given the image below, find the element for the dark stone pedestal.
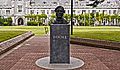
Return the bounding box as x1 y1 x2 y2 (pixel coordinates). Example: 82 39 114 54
50 24 70 64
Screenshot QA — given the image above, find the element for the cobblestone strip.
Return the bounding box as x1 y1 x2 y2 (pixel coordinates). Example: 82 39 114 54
0 31 34 55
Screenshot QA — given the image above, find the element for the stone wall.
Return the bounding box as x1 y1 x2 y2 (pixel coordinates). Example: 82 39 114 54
0 31 34 55
71 37 120 51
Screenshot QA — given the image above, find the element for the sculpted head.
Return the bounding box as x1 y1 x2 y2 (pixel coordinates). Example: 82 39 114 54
55 6 65 19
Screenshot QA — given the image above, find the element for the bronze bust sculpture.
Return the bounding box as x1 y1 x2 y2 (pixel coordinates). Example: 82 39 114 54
53 6 68 24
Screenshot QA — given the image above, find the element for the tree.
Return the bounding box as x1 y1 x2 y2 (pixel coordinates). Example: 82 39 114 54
40 14 47 25
0 16 4 26
64 14 71 22
76 14 84 26
110 14 117 25
48 14 56 25
99 13 104 25
6 17 12 26
118 16 120 24
96 12 99 21
25 14 47 26
51 14 56 19
89 13 95 26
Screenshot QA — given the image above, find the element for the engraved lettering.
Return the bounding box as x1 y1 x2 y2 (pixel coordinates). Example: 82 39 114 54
52 35 67 39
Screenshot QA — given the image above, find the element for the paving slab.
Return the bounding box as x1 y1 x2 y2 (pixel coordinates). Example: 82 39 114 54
10 53 109 70
0 36 120 70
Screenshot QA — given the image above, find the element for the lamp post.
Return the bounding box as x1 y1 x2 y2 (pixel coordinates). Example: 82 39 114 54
71 0 73 35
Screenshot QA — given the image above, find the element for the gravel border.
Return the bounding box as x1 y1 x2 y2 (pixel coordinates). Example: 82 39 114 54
0 31 34 55
70 37 120 51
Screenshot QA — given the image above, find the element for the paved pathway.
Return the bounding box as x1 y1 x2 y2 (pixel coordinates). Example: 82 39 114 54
0 36 120 70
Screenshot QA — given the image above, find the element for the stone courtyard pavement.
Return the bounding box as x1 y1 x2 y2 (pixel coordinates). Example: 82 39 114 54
0 36 120 70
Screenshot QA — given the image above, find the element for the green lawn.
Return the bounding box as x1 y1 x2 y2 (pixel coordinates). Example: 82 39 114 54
72 26 120 42
1 26 120 42
0 26 48 42
0 31 26 42
0 26 49 36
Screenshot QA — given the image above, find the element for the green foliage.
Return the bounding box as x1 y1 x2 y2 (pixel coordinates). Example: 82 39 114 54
47 14 56 25
64 14 71 22
3 22 9 26
37 21 43 26
25 13 120 26
118 16 120 22
25 14 47 25
0 17 4 25
74 13 120 26
48 18 54 25
50 14 56 19
6 17 12 25
27 21 38 26
0 17 12 26
40 14 47 19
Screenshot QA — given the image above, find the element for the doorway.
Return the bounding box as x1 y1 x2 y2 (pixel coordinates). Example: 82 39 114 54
18 18 24 25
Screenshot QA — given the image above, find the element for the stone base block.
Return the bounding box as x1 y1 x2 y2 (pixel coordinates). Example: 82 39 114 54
35 57 84 70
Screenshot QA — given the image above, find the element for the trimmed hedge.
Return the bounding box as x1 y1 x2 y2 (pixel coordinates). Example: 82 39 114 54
3 22 10 26
27 21 38 26
27 21 43 26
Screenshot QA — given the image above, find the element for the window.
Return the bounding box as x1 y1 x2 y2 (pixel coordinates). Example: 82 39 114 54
77 10 80 13
18 5 22 12
18 10 22 12
73 10 75 14
82 10 86 14
18 0 22 1
37 12 39 14
90 0 95 1
107 1 110 3
47 10 49 14
6 10 10 15
41 10 45 14
113 10 116 14
68 10 69 14
18 5 22 8
65 1 69 5
51 10 54 14
30 10 34 14
103 10 107 14
53 2 57 4
92 10 96 13
109 10 111 14
79 0 84 1
75 1 78 5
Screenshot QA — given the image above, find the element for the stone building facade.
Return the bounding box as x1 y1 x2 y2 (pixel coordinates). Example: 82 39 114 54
0 0 120 25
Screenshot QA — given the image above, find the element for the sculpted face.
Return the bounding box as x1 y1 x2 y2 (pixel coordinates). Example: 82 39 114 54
56 7 64 19
53 6 68 24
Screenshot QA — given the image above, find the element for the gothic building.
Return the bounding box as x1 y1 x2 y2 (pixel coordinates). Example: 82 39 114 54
0 0 120 25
